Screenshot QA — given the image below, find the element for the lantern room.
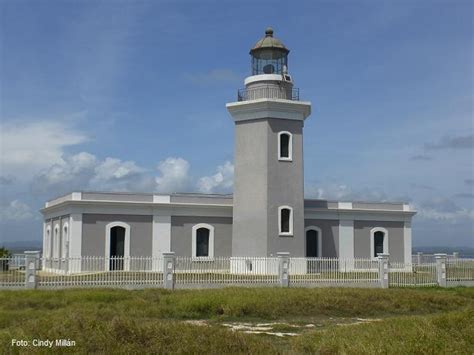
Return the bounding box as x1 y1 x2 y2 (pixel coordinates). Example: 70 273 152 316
250 27 289 75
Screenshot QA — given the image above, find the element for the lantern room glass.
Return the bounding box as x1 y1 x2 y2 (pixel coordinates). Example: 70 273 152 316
251 48 288 75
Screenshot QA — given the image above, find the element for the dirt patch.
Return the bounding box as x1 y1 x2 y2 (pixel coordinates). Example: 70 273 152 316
182 317 382 337
222 323 300 337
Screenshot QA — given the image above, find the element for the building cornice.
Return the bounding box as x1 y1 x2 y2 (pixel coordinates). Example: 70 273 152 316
41 197 416 222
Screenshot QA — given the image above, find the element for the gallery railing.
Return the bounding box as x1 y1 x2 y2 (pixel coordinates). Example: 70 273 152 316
237 85 299 101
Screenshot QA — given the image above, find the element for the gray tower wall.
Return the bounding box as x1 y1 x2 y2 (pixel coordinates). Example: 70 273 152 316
232 117 305 256
266 119 305 255
232 119 269 256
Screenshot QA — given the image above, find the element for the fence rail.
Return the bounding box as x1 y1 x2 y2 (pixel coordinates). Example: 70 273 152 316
0 253 472 290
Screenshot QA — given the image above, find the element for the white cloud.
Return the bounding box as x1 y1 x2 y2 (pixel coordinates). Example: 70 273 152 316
414 198 474 222
155 157 192 193
197 161 234 194
305 183 389 202
0 200 34 222
33 152 158 194
90 157 151 191
0 120 88 179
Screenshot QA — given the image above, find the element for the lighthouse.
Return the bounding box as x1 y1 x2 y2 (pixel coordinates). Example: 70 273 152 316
227 27 312 256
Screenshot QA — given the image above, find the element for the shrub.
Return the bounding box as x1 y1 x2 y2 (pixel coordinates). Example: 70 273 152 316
0 247 11 271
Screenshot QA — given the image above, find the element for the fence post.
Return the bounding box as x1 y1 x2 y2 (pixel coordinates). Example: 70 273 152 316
452 252 459 260
24 251 39 289
378 253 389 289
417 252 422 265
434 253 447 287
277 252 290 287
162 252 175 290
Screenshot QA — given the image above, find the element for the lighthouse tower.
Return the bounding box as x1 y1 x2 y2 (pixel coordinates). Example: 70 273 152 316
227 28 312 257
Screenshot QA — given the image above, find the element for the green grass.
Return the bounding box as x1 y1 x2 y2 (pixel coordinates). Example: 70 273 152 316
0 287 473 353
293 308 474 354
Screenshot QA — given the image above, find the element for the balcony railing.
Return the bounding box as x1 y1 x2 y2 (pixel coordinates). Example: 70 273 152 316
237 86 300 102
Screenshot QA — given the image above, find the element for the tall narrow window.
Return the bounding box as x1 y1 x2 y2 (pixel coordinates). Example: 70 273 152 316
62 224 69 258
192 224 215 259
53 226 59 258
374 231 384 257
278 206 293 235
45 227 51 257
196 228 210 257
278 131 292 161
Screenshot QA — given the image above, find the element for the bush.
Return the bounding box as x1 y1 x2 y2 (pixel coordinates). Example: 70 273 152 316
0 247 11 271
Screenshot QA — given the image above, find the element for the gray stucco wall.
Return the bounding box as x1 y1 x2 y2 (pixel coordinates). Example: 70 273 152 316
171 216 233 257
233 117 305 257
267 118 305 256
82 214 153 257
304 219 339 258
232 119 269 256
354 220 405 262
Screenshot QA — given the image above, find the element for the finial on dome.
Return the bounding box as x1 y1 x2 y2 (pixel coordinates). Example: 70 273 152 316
265 27 274 37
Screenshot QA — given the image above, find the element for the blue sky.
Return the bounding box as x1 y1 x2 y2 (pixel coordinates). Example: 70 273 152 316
0 0 473 247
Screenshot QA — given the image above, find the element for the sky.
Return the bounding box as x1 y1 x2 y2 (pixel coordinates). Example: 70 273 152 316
0 0 473 247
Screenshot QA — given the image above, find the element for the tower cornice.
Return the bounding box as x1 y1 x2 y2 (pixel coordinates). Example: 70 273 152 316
226 99 311 123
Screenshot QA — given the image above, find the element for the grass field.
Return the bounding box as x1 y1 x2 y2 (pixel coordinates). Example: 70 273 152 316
0 287 473 354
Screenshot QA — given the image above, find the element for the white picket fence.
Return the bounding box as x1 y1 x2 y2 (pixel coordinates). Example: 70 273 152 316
289 258 379 286
39 256 164 289
1 254 473 290
389 261 438 287
174 257 280 287
446 258 474 281
0 256 25 288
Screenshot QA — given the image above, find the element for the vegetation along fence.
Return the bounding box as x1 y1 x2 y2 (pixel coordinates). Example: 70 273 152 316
0 252 472 290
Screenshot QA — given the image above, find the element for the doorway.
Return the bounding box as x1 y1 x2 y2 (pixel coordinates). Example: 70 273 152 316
110 226 125 271
306 229 320 273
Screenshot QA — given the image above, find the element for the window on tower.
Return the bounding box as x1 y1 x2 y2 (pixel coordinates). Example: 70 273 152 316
279 206 293 236
278 131 292 161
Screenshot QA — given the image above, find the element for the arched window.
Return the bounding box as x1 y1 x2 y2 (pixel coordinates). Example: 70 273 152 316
53 225 60 258
278 206 293 236
62 223 69 258
370 227 388 259
192 223 215 259
278 131 292 161
44 226 51 258
305 226 322 257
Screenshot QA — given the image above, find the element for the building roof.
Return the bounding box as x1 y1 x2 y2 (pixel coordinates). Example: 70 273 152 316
250 27 289 54
41 191 415 217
